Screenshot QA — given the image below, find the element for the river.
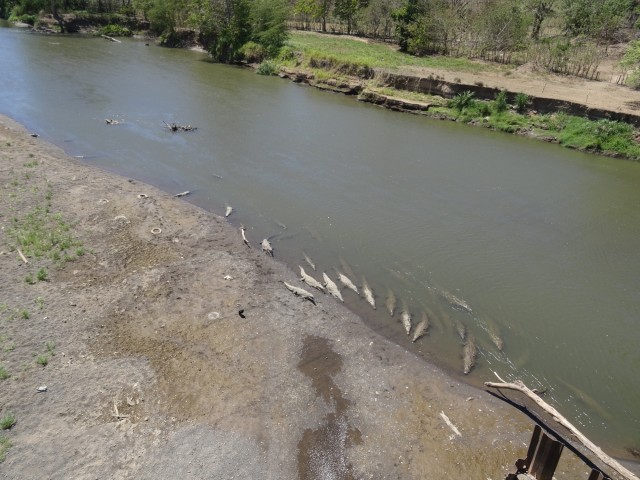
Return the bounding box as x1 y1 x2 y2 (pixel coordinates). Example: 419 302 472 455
1 24 639 459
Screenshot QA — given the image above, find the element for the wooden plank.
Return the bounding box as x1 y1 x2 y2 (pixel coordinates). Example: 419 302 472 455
588 470 605 480
524 425 542 470
537 438 563 480
530 433 552 477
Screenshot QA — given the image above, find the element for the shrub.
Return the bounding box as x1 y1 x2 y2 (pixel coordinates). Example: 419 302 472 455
36 267 47 282
494 91 508 113
0 413 15 430
278 45 296 62
240 41 266 63
256 60 279 76
0 436 10 462
478 102 491 117
98 25 132 37
449 91 475 113
8 13 36 25
515 92 529 113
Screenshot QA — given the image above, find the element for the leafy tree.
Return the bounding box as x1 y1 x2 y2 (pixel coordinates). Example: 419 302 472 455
392 0 424 52
407 0 460 55
333 0 359 34
293 0 321 29
561 0 632 41
620 40 640 88
475 0 528 59
251 0 288 56
213 0 252 62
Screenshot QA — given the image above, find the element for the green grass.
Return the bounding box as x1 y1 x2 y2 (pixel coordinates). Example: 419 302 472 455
0 413 15 430
361 86 640 160
34 297 44 310
36 268 48 282
0 436 11 462
8 204 81 262
45 341 55 355
0 366 8 380
286 31 497 74
36 355 48 367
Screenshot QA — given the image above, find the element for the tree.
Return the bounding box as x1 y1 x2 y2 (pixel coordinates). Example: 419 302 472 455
475 0 528 61
526 0 555 40
392 0 424 52
620 40 640 88
251 0 288 56
333 0 359 34
561 0 632 41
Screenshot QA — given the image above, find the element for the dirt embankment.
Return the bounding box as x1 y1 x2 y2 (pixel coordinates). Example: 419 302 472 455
0 115 636 479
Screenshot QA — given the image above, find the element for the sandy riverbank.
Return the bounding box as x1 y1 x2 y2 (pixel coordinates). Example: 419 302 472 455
0 114 633 479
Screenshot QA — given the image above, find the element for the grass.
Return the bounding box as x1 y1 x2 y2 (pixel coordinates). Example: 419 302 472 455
20 309 29 320
286 31 498 74
0 436 10 462
45 341 55 355
7 202 82 264
34 297 44 310
0 413 15 430
0 366 8 380
361 87 640 159
36 355 48 366
36 267 48 282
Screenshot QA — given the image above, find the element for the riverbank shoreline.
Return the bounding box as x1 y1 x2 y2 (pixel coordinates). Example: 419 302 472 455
7 16 640 160
3 113 636 478
273 59 640 161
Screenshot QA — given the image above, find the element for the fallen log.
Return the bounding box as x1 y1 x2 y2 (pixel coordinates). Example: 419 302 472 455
101 34 121 43
485 377 639 480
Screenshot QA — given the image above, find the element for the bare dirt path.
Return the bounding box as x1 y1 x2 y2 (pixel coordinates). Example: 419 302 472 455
0 115 634 479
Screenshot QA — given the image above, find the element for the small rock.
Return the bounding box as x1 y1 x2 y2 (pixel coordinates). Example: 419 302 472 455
37 386 48 392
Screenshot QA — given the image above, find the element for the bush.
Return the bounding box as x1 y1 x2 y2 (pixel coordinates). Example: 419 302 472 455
98 24 132 37
8 13 36 25
515 92 529 113
240 41 266 63
256 60 279 76
449 90 475 113
0 413 15 430
494 90 508 113
278 45 296 62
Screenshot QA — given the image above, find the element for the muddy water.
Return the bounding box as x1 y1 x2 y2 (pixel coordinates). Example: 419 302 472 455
1 27 639 458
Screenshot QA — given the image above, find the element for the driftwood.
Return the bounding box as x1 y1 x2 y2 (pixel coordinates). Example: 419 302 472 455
484 377 639 480
240 226 251 248
173 190 190 198
163 121 197 132
101 34 121 43
17 248 28 264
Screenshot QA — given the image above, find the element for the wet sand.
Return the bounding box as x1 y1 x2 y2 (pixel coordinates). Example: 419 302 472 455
0 114 635 479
